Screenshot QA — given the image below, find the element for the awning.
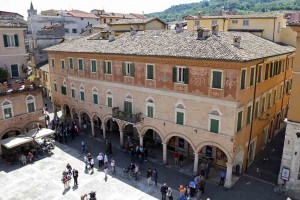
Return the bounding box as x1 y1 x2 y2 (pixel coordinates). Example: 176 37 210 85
1 135 33 149
26 128 55 139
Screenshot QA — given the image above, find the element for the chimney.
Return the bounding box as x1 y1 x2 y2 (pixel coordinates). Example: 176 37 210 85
130 26 137 36
175 23 183 34
198 11 203 18
108 30 115 42
197 26 211 40
212 24 219 36
233 36 241 48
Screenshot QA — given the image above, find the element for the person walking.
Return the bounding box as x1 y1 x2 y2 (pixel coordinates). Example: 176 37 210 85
199 175 206 194
146 168 152 186
97 153 104 168
219 171 226 186
111 157 116 174
81 141 86 154
72 169 79 186
160 183 168 200
21 154 26 166
90 158 94 174
104 154 108 167
28 151 33 163
174 151 179 165
166 187 173 200
153 169 158 186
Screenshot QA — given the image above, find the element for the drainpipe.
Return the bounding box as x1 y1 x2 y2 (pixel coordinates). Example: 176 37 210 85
245 59 264 172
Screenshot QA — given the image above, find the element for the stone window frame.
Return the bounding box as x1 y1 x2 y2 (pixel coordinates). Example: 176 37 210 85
92 87 99 104
236 106 244 133
70 83 76 98
90 59 97 73
145 97 155 118
145 63 155 80
26 95 36 113
78 58 84 71
175 102 186 126
240 67 247 90
106 90 113 107
210 69 224 90
2 100 13 119
208 109 222 134
124 93 134 114
79 85 85 101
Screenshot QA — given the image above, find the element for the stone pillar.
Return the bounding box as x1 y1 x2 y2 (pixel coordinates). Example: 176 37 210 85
91 121 95 137
139 135 144 147
70 112 74 122
120 129 124 147
193 153 199 174
224 162 233 189
102 123 106 140
162 143 167 165
78 116 82 128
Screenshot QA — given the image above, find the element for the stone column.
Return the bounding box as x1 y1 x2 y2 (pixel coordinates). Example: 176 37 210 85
162 143 167 165
119 129 124 147
78 116 82 128
193 153 199 174
91 121 95 137
70 112 74 122
102 123 106 140
139 135 144 147
224 162 233 189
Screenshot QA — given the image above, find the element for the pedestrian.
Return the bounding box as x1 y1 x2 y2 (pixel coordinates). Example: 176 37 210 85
111 157 116 174
62 175 69 189
84 154 88 171
97 153 104 168
153 169 158 186
179 152 183 167
104 166 108 182
199 175 206 194
174 151 179 165
200 162 205 176
81 141 86 154
28 151 33 163
108 141 113 154
146 168 152 186
189 180 196 197
205 163 210 179
179 185 185 199
219 171 226 186
21 154 26 166
66 163 72 175
160 183 168 200
72 169 79 186
90 158 94 174
166 187 173 200
104 154 108 167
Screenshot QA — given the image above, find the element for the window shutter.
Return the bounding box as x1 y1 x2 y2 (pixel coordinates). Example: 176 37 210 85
14 34 19 47
172 67 177 82
237 111 242 132
124 101 127 113
176 112 184 125
108 97 112 107
128 102 132 114
210 119 219 133
130 63 135 77
93 94 98 104
184 68 189 84
3 35 8 47
147 65 153 79
103 61 106 73
122 62 126 75
247 106 251 124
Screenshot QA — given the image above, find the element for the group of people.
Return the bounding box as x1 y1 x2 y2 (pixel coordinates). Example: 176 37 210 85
19 151 33 166
84 153 95 174
178 172 207 200
61 163 79 189
173 151 184 167
124 137 149 165
160 183 173 200
50 117 80 144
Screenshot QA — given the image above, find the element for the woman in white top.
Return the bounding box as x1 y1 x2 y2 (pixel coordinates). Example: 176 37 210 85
111 158 116 174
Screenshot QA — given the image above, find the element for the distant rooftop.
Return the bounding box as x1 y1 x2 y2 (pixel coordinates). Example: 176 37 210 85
45 30 294 62
109 17 166 25
0 20 27 28
62 10 99 19
185 13 282 20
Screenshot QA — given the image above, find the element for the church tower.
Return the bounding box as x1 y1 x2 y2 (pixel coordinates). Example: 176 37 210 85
27 1 37 18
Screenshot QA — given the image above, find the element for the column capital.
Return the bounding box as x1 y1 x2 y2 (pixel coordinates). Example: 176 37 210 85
193 152 199 156
226 162 234 168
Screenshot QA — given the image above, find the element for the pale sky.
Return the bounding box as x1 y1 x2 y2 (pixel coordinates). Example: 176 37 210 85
1 0 200 19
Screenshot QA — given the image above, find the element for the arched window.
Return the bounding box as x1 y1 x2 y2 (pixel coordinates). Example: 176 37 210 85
80 85 85 101
61 80 67 95
208 110 221 133
124 94 133 114
175 103 185 125
70 83 75 98
26 95 36 113
146 97 155 118
92 87 99 104
2 100 13 119
106 90 113 107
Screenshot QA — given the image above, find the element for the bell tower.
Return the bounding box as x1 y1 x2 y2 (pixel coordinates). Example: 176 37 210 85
27 1 37 18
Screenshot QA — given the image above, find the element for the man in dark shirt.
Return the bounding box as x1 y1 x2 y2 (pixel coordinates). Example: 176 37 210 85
160 183 168 200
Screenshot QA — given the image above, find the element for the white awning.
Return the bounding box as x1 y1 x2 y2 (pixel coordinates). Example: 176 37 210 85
1 135 33 149
26 128 55 139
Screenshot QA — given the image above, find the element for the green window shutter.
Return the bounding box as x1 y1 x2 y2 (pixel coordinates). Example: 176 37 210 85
172 67 177 82
122 62 126 75
247 106 252 124
210 119 219 133
261 97 265 113
61 86 63 94
265 64 269 80
69 58 73 69
147 65 154 79
80 92 85 101
212 71 222 89
176 112 184 125
273 91 277 104
257 66 261 83
107 97 112 107
3 35 8 47
78 59 83 70
147 106 153 118
61 60 65 69
103 61 106 73
52 59 55 67
241 70 246 89
61 86 67 95
91 60 96 72
184 68 189 84
250 68 254 86
71 89 75 98
270 63 273 78
54 84 57 91
108 62 112 74
93 94 98 104
130 63 135 77
128 102 132 114
237 111 243 132
14 34 19 47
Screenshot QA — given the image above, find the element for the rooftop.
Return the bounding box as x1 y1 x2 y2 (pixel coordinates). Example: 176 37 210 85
45 30 294 62
0 20 27 28
63 10 99 19
288 21 300 26
109 17 166 25
185 13 281 20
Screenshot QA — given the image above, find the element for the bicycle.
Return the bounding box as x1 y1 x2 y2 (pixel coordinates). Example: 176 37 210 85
274 184 295 198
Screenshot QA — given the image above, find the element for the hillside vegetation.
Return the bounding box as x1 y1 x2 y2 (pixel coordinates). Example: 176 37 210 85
147 0 300 22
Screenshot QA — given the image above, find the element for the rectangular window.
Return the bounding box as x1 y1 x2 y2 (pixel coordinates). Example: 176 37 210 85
54 83 57 91
80 91 85 101
241 69 246 90
91 60 97 72
72 28 77 33
71 89 75 98
3 34 19 47
147 106 154 118
232 20 238 24
78 59 83 71
257 65 262 83
105 61 112 74
210 119 219 133
273 90 277 104
172 67 189 84
268 93 272 109
123 62 135 77
4 108 12 119
194 20 200 26
270 62 274 78
177 67 184 83
52 58 55 68
124 101 133 114
265 63 269 80
243 19 249 26
125 63 131 76
61 59 65 69
28 102 35 113
278 61 282 74
254 100 259 118
69 58 73 69
211 70 222 89
61 86 67 95
146 64 154 80
93 94 98 104
250 67 255 86
247 105 252 124
237 110 243 132
176 111 184 125
107 97 112 107
280 85 283 98
261 96 266 113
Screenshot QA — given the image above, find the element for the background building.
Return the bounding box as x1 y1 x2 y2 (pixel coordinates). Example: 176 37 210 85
91 9 146 24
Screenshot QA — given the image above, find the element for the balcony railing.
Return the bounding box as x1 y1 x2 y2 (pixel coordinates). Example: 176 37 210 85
0 80 42 96
112 107 142 124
